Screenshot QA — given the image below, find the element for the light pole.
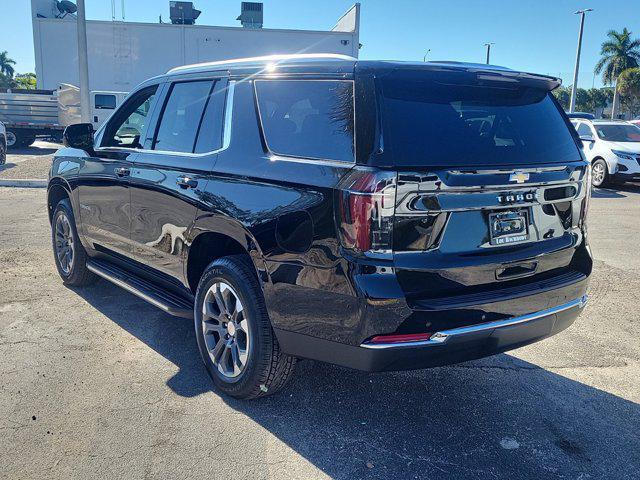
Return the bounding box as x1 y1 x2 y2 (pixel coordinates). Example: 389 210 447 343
484 43 494 64
569 8 593 113
76 0 90 123
423 49 431 62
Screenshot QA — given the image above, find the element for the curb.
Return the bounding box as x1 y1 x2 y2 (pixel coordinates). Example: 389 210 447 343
0 179 47 188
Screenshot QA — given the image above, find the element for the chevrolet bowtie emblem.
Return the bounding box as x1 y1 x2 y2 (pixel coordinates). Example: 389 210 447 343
509 172 530 184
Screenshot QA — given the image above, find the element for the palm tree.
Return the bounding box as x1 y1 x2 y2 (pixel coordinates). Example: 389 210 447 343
594 28 640 118
0 51 16 78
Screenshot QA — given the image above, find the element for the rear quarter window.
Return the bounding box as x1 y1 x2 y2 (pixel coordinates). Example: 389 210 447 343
255 80 355 162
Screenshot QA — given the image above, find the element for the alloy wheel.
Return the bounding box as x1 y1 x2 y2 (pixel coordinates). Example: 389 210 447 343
201 281 250 379
54 213 75 275
592 162 606 186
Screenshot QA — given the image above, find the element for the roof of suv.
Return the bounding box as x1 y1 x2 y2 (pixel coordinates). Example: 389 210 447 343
165 54 560 88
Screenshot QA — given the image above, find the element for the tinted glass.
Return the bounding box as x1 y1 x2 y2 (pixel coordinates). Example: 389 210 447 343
378 75 581 167
577 123 592 136
153 80 213 153
594 124 640 142
94 94 116 110
102 86 157 148
194 80 227 153
255 80 354 162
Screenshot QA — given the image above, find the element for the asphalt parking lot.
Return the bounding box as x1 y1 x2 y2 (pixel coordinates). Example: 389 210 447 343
0 157 639 478
0 141 59 181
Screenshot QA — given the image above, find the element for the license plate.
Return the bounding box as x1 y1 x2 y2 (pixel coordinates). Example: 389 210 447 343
489 210 529 246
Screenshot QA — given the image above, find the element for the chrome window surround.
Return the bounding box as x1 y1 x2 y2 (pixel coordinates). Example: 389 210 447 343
361 295 588 350
253 78 357 165
95 80 235 158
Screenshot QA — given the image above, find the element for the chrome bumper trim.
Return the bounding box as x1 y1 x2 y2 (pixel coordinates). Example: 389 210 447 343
360 295 588 350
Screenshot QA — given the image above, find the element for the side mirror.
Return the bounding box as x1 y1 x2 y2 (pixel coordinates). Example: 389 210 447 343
63 123 94 151
579 134 595 143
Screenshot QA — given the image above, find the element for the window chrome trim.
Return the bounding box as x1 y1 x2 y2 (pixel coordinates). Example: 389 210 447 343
360 295 588 350
94 80 235 158
253 78 356 165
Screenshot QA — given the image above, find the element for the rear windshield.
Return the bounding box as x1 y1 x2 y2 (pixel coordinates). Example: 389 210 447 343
377 73 581 167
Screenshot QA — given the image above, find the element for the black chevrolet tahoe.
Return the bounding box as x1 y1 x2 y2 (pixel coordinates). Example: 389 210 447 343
48 55 592 399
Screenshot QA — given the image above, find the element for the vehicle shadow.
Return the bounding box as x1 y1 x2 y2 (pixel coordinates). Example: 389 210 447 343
72 279 640 479
592 182 640 198
0 162 18 173
8 144 58 156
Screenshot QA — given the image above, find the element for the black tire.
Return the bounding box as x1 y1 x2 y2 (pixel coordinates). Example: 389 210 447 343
5 130 17 149
51 198 96 286
0 141 5 165
194 255 297 400
591 159 609 187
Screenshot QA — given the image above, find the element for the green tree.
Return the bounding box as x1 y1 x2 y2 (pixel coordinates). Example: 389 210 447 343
14 73 36 90
0 51 16 77
584 88 610 114
552 86 571 110
594 28 640 118
574 88 590 112
617 68 640 117
0 72 15 89
618 68 640 98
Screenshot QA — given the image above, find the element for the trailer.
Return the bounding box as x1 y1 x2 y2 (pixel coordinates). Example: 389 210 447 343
0 85 126 148
0 88 64 147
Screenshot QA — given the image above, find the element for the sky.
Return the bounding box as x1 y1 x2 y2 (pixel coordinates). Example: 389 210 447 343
2 0 639 89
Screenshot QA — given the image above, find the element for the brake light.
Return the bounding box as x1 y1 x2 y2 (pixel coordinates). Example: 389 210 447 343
336 169 396 253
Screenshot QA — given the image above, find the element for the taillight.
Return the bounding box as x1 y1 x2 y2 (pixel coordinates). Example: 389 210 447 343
580 165 592 229
336 168 397 254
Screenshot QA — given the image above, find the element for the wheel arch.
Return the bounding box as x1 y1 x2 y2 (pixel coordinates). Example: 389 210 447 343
47 178 73 223
185 218 269 295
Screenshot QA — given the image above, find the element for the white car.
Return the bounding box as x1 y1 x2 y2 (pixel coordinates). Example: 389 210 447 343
571 119 640 187
0 121 6 165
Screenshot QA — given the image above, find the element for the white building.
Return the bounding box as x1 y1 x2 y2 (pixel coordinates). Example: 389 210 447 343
30 0 360 92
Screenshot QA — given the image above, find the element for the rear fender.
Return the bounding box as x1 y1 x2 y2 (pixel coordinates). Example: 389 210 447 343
187 212 270 285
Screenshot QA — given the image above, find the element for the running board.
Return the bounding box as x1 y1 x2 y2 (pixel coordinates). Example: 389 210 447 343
87 259 194 318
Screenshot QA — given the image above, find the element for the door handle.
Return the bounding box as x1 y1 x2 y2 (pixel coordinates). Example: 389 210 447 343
114 167 130 177
176 176 198 189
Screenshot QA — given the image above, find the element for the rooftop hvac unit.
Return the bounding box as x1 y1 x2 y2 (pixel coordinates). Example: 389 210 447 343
169 1 201 25
237 2 263 29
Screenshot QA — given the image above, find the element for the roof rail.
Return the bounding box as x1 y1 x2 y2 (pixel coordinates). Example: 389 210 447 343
167 53 356 74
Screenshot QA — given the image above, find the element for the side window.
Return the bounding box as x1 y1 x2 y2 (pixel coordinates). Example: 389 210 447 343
254 80 355 162
153 80 213 153
194 80 227 153
102 86 157 148
94 94 116 110
577 123 592 137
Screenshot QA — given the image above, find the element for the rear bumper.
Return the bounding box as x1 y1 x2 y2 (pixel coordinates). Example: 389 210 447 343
276 295 587 372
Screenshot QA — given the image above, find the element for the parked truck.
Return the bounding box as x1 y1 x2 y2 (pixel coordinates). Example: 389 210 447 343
0 87 66 147
0 84 125 148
